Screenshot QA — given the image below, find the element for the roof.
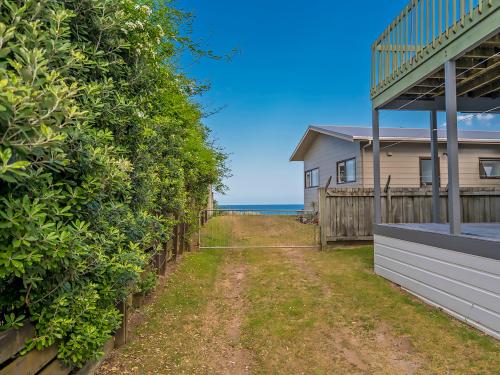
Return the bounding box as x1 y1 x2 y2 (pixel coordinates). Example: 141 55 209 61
290 125 500 161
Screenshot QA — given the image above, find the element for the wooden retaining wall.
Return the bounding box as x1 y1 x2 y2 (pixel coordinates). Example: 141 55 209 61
319 187 500 243
0 321 114 375
0 220 196 375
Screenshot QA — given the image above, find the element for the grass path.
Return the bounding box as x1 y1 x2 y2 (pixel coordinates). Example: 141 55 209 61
97 217 500 375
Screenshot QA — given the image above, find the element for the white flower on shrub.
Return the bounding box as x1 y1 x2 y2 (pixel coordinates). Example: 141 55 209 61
134 4 152 16
124 20 144 30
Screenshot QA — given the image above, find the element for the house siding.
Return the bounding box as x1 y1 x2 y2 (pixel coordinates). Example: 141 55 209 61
374 235 500 339
303 133 360 210
362 143 500 188
298 131 500 210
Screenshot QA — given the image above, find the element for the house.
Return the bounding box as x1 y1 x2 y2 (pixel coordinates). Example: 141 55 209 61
369 1 500 339
290 125 500 211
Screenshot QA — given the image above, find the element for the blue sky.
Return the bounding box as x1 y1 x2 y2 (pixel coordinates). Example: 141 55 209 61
178 0 499 205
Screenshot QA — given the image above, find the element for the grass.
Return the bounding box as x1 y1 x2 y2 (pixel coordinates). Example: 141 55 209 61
199 215 317 247
99 249 225 374
98 216 500 375
241 249 340 374
309 247 499 373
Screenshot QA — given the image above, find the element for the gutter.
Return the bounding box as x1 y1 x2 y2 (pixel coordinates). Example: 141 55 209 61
353 136 500 144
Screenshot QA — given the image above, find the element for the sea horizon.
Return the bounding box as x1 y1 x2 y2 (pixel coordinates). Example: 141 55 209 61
219 203 304 208
217 204 305 214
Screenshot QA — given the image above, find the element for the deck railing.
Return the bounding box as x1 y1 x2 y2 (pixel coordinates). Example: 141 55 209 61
371 0 495 98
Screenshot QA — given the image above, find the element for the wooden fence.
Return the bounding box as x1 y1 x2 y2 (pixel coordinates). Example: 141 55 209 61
0 220 195 375
319 187 500 244
0 321 114 375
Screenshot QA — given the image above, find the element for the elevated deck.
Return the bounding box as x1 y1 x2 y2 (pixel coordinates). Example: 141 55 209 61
371 1 500 341
371 0 500 111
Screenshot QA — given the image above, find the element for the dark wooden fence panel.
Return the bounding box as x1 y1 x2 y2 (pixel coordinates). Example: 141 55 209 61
0 346 58 375
0 322 112 375
0 323 35 365
319 187 500 243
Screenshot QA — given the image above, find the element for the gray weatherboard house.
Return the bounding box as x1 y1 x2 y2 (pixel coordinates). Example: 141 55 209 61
290 125 500 211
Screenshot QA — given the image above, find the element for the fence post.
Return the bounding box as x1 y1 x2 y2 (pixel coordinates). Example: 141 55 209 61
197 212 202 249
154 250 161 276
184 223 191 252
386 187 392 223
318 188 327 249
161 245 167 275
114 298 130 348
172 224 180 261
179 223 185 255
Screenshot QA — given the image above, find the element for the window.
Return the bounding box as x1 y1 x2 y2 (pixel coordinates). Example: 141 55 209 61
305 168 319 188
337 158 356 184
479 158 500 179
420 157 440 187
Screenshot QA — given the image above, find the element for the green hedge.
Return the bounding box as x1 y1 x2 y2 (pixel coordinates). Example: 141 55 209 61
0 0 227 367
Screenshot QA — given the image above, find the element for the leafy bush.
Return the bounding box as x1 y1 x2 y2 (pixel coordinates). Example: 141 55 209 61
136 270 158 295
0 0 226 367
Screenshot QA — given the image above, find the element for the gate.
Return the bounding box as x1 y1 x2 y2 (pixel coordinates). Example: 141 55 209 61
198 209 319 249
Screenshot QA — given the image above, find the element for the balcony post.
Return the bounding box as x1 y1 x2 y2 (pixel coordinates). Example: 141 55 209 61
444 60 461 235
430 110 441 223
373 109 382 224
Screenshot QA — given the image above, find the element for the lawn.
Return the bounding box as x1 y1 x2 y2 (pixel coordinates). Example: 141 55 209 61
97 216 500 375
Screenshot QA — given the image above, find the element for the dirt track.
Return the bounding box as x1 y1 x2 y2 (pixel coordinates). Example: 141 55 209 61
97 216 500 375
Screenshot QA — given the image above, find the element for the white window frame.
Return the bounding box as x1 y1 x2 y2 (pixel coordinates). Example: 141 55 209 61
337 158 356 184
479 158 500 179
305 168 319 188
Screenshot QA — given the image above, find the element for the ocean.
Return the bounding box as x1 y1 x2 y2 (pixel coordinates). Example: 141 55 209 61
218 204 305 215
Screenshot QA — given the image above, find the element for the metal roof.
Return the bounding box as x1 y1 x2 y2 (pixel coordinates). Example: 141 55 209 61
290 125 500 161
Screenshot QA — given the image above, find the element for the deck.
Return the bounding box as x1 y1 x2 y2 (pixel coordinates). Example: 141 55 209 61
371 0 500 341
371 0 500 110
385 222 500 241
374 222 499 260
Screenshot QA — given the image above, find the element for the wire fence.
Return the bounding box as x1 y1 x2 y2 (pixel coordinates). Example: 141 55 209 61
198 209 319 249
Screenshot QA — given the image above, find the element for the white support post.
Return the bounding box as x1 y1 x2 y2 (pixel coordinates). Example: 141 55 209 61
430 110 441 223
373 109 382 224
444 60 461 235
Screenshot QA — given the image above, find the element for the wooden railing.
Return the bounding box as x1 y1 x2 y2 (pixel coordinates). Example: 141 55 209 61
371 0 495 98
